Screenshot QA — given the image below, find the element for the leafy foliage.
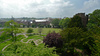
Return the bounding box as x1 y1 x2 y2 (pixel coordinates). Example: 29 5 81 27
2 42 58 56
27 28 33 33
93 34 100 56
68 15 84 28
87 9 100 34
1 20 23 42
0 29 11 42
87 9 100 28
0 52 2 56
51 19 60 28
59 17 70 29
60 27 97 56
43 31 63 48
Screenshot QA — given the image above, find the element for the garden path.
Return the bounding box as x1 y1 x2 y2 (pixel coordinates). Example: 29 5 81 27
2 34 43 52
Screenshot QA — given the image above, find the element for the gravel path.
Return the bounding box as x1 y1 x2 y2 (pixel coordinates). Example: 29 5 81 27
21 39 43 45
21 34 43 45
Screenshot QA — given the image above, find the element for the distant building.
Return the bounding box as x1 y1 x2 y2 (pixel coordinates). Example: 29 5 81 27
75 13 88 27
15 18 53 28
34 20 50 26
0 21 5 27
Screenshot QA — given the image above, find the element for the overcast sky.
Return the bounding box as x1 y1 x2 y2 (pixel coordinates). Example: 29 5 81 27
0 0 100 18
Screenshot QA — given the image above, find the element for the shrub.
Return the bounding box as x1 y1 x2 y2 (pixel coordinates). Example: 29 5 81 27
27 28 33 33
43 31 63 48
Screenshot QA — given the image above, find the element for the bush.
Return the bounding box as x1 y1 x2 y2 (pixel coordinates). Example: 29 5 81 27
27 28 33 33
43 31 63 48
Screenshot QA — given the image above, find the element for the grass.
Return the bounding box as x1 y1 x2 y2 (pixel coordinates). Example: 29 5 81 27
19 28 61 34
23 35 43 42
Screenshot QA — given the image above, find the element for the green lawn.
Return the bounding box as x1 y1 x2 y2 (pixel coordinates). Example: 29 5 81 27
23 35 43 42
19 28 61 34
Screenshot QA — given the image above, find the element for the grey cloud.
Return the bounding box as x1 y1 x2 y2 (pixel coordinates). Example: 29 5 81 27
0 0 100 18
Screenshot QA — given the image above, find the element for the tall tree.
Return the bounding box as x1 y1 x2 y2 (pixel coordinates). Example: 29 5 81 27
68 15 83 28
60 27 97 56
3 20 22 42
51 19 60 28
87 9 100 33
59 17 70 29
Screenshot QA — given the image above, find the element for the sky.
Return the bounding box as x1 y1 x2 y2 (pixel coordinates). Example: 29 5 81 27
0 0 100 18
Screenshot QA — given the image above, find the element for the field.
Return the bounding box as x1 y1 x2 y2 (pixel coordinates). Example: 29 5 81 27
19 28 61 34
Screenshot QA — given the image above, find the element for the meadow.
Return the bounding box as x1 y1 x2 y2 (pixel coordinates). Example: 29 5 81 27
19 28 61 34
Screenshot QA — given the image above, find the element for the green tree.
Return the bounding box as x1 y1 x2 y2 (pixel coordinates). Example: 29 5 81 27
51 19 60 28
68 15 84 28
0 28 11 42
87 10 100 55
59 17 70 29
3 20 22 42
87 9 100 33
88 9 100 27
60 27 96 56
